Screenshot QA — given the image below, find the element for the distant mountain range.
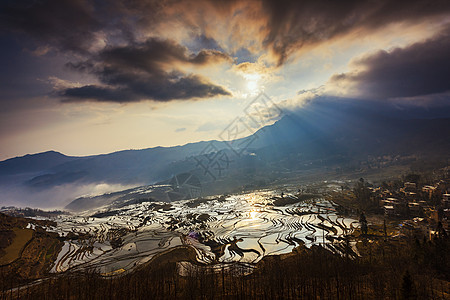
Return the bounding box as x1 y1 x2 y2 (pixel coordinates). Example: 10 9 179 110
0 140 231 188
1 100 449 209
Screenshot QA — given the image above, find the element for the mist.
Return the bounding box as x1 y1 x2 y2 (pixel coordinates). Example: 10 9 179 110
0 182 140 210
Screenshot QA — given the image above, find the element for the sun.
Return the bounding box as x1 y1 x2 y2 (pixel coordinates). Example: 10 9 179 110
247 79 258 92
244 73 262 93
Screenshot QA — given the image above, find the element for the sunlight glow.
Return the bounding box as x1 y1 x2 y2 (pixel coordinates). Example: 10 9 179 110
244 73 262 93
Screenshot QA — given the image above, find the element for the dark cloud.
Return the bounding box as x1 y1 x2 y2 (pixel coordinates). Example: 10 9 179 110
61 38 232 102
0 35 50 101
2 0 450 103
0 0 102 53
78 38 232 73
3 0 449 65
61 75 231 103
260 0 450 65
61 85 137 102
328 27 450 99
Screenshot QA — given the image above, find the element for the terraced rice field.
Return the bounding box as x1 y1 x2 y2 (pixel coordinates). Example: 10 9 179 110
47 190 358 274
0 228 33 265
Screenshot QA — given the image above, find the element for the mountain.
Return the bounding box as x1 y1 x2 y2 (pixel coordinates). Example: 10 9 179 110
1 101 449 209
0 141 227 189
250 109 450 158
0 150 77 176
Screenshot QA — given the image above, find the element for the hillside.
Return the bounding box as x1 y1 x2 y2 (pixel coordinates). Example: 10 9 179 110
0 102 449 208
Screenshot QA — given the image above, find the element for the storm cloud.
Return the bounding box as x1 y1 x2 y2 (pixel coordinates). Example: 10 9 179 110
260 0 450 65
61 38 232 102
0 0 103 53
1 0 450 102
1 0 450 161
328 27 450 100
3 0 450 63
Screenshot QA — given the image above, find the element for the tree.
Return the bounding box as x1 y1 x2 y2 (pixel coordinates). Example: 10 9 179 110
359 212 368 235
401 270 416 299
435 221 447 239
353 178 371 208
404 173 421 184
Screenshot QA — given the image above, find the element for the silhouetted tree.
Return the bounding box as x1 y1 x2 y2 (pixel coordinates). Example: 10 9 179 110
435 221 447 238
404 173 421 184
401 270 416 299
359 212 368 235
353 178 372 209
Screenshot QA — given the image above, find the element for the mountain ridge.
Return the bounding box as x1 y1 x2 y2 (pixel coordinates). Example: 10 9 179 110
1 102 449 208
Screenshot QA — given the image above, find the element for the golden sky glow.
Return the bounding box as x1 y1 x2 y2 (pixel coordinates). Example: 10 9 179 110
0 0 449 160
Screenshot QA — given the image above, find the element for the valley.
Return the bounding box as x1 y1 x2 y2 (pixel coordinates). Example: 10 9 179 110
28 187 359 275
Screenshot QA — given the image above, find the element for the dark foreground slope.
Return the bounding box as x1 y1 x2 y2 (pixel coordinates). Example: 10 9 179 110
0 213 63 286
8 234 449 299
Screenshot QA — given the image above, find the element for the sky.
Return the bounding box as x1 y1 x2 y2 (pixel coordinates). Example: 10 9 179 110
0 0 450 161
